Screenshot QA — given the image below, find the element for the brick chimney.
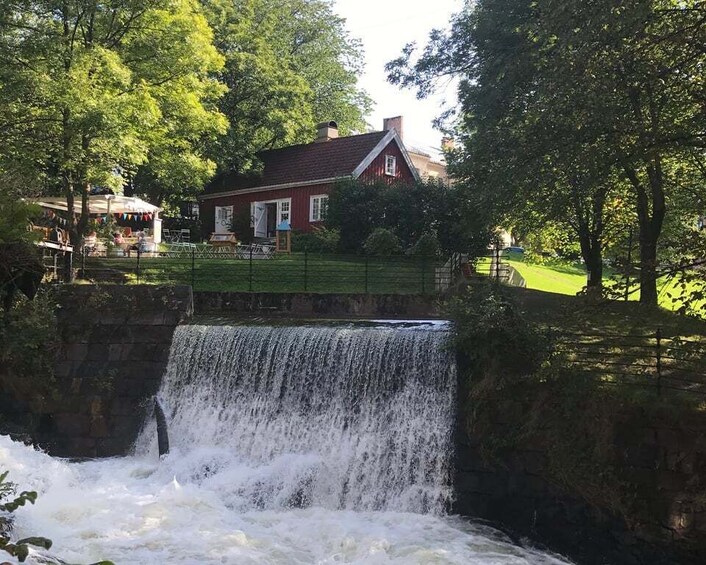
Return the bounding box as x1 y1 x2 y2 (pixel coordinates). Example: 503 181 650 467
383 116 403 140
315 121 339 142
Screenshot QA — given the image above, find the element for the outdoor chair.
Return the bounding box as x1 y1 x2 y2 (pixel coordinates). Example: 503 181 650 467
163 229 172 243
180 229 191 243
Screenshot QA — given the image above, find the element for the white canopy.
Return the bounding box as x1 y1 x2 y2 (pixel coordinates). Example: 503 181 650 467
32 195 160 216
32 195 162 244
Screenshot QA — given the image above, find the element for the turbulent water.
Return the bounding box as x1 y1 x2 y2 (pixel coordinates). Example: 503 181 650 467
0 323 570 564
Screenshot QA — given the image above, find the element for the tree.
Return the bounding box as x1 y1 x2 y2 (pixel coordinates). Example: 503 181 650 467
0 0 227 279
388 0 706 302
202 0 372 175
325 178 491 255
0 187 43 311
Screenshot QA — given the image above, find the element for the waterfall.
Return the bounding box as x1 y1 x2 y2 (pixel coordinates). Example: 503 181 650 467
140 323 456 514
1 321 572 564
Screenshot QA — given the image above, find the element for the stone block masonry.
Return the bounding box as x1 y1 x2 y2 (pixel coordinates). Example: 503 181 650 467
455 408 706 565
193 291 442 318
0 285 193 458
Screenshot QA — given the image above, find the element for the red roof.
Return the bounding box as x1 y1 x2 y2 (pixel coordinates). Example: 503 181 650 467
205 131 388 193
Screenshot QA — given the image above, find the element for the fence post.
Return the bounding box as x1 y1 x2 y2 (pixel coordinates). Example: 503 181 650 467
364 255 369 294
656 327 662 396
304 249 308 292
249 246 253 292
136 247 141 284
191 246 196 290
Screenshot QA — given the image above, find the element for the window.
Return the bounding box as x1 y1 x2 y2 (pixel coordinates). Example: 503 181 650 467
310 195 329 222
279 199 291 223
214 205 233 234
385 154 397 176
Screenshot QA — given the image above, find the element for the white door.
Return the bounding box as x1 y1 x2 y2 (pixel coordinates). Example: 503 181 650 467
214 206 233 234
253 202 267 238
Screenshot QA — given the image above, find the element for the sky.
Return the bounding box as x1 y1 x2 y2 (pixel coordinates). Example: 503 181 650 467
334 0 462 157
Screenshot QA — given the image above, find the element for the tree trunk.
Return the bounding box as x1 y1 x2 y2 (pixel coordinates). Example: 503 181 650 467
577 230 603 290
623 161 665 305
584 243 604 289
638 235 659 305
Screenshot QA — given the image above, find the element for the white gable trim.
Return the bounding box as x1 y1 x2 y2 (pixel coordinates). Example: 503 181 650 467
351 129 422 182
199 176 348 201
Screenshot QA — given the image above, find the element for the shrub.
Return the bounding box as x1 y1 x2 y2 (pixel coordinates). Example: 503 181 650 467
229 207 253 244
326 179 385 253
363 228 402 256
450 284 550 386
408 232 441 257
292 227 340 253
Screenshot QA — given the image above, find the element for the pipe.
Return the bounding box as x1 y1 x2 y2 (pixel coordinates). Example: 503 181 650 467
154 397 170 457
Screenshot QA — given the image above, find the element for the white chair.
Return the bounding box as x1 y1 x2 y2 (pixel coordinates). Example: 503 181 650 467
180 229 191 243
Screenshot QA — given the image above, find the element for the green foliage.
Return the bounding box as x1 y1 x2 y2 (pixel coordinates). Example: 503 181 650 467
0 197 41 245
202 0 371 175
291 227 340 253
326 178 492 255
363 228 402 256
0 289 58 388
229 206 254 244
450 284 550 385
389 0 706 303
449 284 631 515
0 0 227 249
1 470 48 563
408 232 441 257
326 179 385 253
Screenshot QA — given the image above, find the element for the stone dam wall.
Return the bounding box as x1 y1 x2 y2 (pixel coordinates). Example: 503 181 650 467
2 284 706 564
193 291 442 318
455 405 706 565
0 285 193 457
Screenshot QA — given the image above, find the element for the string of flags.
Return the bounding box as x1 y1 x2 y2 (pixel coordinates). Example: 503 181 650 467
42 209 68 225
42 209 154 224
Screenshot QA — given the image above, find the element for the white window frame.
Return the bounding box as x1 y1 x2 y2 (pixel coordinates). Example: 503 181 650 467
278 199 291 224
310 194 329 222
214 205 233 234
253 198 292 229
384 154 397 176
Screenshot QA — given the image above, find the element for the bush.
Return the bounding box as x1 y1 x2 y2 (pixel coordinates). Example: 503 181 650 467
363 228 402 256
326 179 384 253
229 207 253 244
291 227 340 253
0 289 58 400
450 284 550 386
408 232 441 257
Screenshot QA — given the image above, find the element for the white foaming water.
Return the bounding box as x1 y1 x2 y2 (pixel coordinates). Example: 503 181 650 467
0 323 570 564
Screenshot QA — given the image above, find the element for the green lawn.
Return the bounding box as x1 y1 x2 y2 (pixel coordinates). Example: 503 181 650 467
82 253 444 295
506 257 587 295
501 255 704 317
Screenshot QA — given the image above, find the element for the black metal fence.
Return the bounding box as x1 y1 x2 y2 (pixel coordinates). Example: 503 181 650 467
554 329 706 396
77 248 460 295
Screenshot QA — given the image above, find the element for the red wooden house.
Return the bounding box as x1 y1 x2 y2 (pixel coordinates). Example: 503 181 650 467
199 118 420 239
